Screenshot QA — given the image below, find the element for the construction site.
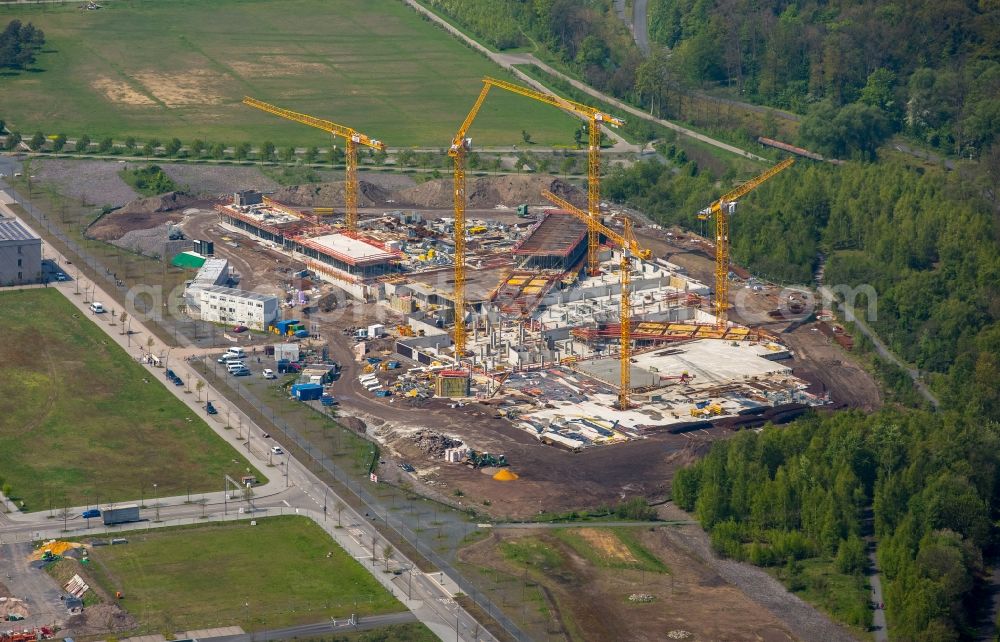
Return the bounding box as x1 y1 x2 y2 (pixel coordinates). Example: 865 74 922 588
61 79 872 514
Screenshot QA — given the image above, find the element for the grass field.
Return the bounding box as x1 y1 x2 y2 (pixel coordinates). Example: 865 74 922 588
0 0 579 147
0 288 263 510
81 517 408 633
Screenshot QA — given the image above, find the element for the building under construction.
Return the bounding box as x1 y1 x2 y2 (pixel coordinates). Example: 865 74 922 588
511 210 589 271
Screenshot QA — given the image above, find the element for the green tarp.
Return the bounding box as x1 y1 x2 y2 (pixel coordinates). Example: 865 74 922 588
171 252 206 269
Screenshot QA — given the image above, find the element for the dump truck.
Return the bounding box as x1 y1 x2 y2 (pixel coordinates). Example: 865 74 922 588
102 504 140 526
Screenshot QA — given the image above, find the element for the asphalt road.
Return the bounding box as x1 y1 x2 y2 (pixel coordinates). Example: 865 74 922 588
210 611 418 642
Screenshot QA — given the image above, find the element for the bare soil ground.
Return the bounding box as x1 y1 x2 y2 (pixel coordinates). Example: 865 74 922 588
396 175 581 209
87 192 197 240
458 526 800 642
34 159 139 207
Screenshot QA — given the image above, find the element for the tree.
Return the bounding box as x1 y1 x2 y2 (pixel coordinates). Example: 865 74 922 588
521 129 532 145
124 136 136 153
28 131 45 151
234 142 251 161
334 499 346 527
164 137 182 157
326 145 344 165
0 20 45 70
195 380 205 401
52 133 66 151
279 145 295 164
260 141 275 162
860 68 901 125
98 137 114 154
75 134 90 153
190 139 206 158
119 311 128 335
211 143 226 160
142 139 159 157
560 156 576 177
382 543 393 572
303 146 318 163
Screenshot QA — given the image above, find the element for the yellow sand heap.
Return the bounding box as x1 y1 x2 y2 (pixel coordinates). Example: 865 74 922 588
29 540 85 560
493 469 519 481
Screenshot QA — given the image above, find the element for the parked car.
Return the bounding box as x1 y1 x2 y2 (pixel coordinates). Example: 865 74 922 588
54 273 67 281
398 463 416 473
89 302 105 313
262 368 276 379
230 367 251 377
232 325 248 333
270 446 284 455
81 509 101 519
206 401 218 415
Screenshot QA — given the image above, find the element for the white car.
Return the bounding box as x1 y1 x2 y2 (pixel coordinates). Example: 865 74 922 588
270 446 284 455
89 302 105 313
262 368 276 379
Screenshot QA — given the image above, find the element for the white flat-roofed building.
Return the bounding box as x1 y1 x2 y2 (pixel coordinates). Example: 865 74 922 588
0 217 42 285
198 286 278 330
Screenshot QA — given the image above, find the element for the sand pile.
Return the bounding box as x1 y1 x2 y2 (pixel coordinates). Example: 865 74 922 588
493 469 519 481
29 540 86 560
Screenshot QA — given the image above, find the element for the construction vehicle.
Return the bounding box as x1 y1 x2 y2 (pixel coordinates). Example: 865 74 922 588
466 450 509 468
516 204 530 218
696 158 794 327
541 190 648 410
242 97 385 231
448 77 624 358
691 403 724 417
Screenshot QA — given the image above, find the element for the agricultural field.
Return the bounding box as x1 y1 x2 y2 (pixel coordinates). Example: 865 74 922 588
0 0 579 147
0 288 263 510
55 517 414 634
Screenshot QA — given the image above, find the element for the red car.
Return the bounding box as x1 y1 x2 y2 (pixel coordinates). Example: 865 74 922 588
232 325 248 333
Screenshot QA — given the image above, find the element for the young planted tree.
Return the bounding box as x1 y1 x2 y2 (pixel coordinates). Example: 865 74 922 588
28 131 45 151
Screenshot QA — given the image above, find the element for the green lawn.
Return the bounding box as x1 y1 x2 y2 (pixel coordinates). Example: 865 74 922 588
0 0 578 147
83 517 405 634
0 288 263 510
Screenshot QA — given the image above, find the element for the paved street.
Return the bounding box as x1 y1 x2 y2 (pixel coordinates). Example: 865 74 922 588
0 173 497 641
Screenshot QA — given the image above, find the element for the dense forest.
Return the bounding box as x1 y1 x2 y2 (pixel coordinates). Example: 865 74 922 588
425 0 644 97
647 0 1000 158
674 409 998 639
0 20 44 70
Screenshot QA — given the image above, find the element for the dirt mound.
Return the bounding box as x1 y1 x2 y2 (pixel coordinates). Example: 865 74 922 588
0 596 28 619
62 603 137 637
270 180 390 208
340 416 367 433
87 191 194 241
396 175 582 209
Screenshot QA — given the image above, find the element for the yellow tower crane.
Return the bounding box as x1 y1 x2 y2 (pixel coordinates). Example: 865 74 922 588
540 190 648 409
697 158 794 327
242 97 385 232
448 77 624 358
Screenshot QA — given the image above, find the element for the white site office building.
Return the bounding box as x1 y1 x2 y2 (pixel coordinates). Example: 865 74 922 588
198 285 278 330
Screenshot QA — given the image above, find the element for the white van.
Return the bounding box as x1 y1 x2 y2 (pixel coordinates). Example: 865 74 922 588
225 347 246 359
89 302 105 314
218 353 244 365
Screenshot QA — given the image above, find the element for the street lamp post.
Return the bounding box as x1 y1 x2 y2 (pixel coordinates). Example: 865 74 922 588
153 483 159 522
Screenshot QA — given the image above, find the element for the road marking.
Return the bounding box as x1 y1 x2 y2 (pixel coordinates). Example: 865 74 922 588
282 500 291 507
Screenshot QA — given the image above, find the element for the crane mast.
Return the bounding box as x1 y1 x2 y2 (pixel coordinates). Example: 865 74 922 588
697 158 795 326
242 96 385 231
447 79 622 359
